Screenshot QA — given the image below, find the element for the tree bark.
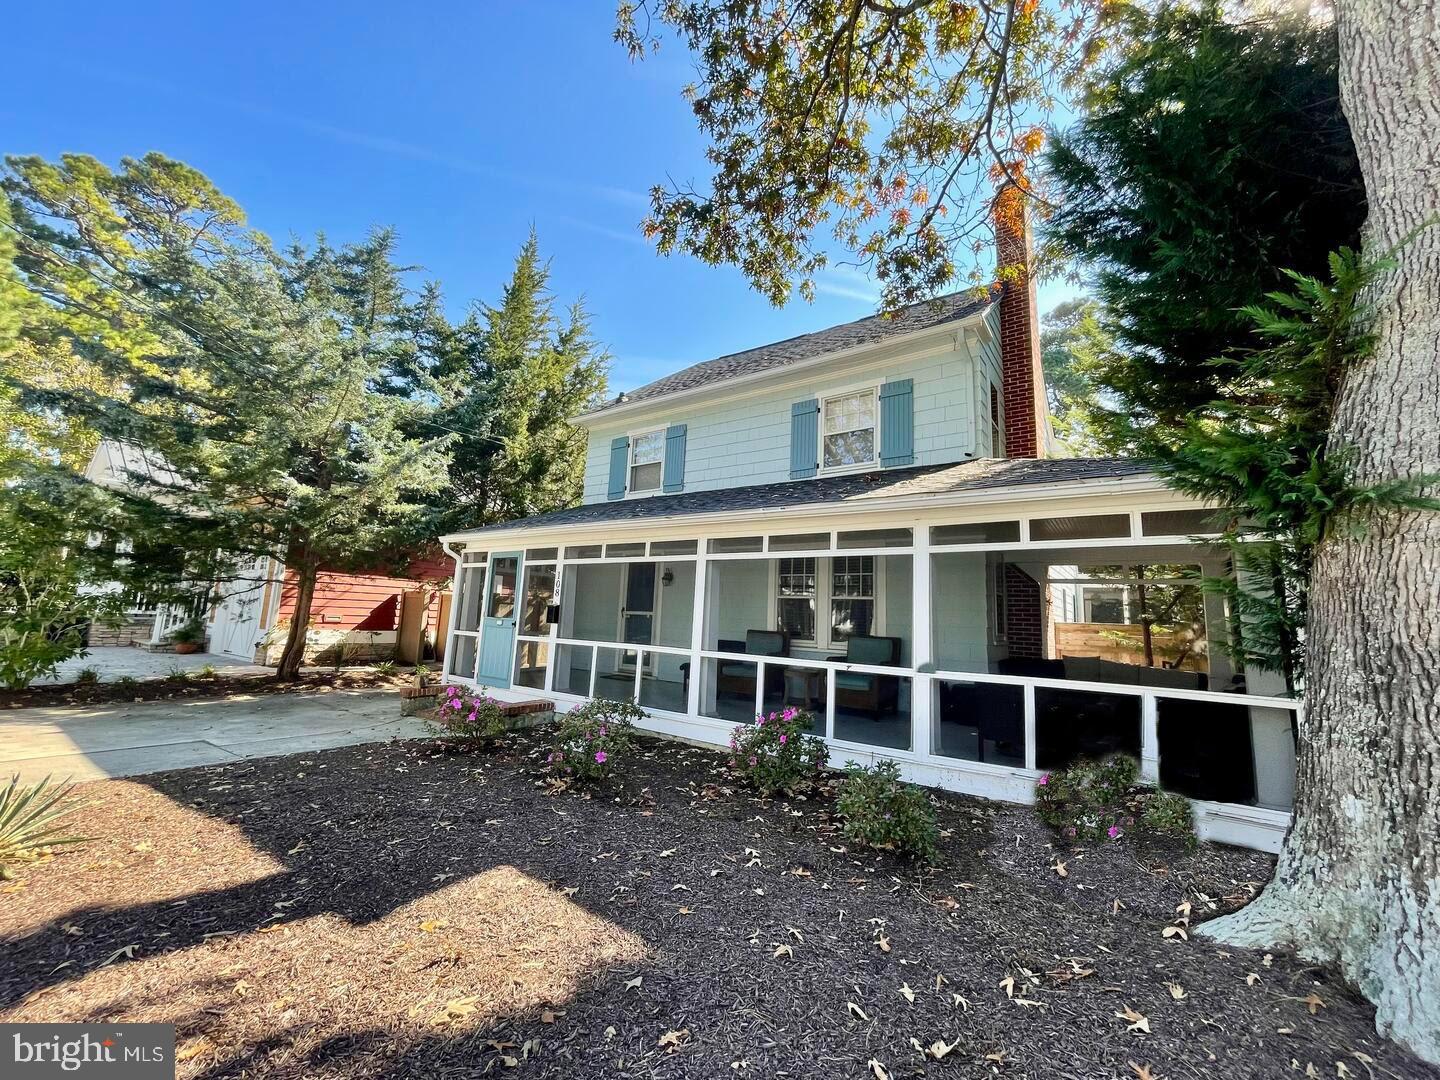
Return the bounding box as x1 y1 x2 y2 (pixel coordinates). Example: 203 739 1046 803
1200 2 1440 1062
275 560 318 683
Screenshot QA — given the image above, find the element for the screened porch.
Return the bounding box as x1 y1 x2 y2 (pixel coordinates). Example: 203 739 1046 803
442 500 1302 849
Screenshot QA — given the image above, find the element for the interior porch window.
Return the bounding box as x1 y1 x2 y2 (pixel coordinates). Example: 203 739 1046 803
629 430 665 493
775 556 876 647
821 389 877 469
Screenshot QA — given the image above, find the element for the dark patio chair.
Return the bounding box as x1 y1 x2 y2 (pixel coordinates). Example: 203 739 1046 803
827 634 902 716
714 629 789 704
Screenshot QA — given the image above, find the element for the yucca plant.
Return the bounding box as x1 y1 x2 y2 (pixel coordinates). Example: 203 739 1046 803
0 774 88 876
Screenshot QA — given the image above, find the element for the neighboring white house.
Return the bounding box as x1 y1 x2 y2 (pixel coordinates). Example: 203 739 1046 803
437 223 1299 853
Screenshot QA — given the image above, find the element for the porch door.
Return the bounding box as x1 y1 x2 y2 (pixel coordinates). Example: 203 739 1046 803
476 552 522 688
620 562 658 673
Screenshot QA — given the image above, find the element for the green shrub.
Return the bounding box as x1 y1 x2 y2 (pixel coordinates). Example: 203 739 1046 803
1035 755 1195 846
197 664 219 680
1140 789 1198 848
435 684 510 741
0 774 87 874
835 759 940 862
74 667 100 685
164 667 190 683
548 699 642 782
167 619 205 646
372 660 399 676
728 707 829 795
115 675 139 690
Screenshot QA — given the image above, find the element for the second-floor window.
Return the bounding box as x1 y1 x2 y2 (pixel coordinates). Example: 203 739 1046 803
629 430 665 493
821 388 878 469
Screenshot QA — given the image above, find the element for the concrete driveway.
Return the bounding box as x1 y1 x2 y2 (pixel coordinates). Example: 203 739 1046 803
0 689 432 785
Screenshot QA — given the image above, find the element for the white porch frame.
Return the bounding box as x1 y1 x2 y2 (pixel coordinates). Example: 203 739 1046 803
440 479 1299 853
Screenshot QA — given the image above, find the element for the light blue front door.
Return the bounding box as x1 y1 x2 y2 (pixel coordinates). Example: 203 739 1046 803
476 552 522 688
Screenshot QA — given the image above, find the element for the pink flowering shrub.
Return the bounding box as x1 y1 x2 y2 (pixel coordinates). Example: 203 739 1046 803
728 708 828 795
1034 755 1194 848
434 684 510 742
549 699 642 783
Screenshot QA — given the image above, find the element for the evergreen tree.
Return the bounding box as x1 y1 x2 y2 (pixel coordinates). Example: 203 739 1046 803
1043 2 1366 452
425 233 608 533
3 154 451 680
1039 298 1111 456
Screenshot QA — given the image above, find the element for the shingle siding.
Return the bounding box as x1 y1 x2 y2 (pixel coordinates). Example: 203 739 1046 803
584 339 982 504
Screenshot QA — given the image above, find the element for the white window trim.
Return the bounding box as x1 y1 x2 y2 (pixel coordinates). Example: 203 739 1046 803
816 384 881 475
769 554 886 651
626 427 667 499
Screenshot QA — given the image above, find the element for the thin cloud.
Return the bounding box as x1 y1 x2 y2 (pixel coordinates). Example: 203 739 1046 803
85 69 648 211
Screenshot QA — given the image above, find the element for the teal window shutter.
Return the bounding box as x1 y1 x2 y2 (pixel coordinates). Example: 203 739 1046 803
607 436 629 500
879 379 915 467
790 399 819 479
662 424 687 492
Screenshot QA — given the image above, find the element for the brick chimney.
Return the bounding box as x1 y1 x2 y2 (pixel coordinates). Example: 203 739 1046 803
993 182 1047 458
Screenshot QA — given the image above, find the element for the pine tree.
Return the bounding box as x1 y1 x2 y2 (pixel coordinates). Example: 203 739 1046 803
3 154 451 680
426 233 608 533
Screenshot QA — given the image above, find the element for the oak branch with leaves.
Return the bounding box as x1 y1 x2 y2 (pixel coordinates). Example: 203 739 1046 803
616 0 1113 306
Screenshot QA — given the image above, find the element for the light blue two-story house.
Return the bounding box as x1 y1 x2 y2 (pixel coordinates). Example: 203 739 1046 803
439 241 1299 853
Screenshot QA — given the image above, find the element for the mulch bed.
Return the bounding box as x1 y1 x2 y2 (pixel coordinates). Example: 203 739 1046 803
0 668 413 711
2 732 1433 1080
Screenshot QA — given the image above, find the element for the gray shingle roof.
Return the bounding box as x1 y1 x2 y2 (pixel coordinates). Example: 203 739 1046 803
453 457 1153 537
587 289 995 414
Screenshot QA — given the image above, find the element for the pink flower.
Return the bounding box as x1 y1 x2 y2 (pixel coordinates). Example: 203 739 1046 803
779 734 788 745
748 756 758 767
756 715 765 726
594 750 607 764
1037 774 1050 786
1107 825 1121 840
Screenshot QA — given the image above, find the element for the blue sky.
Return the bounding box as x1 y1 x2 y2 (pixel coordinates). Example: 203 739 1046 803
4 2 1076 392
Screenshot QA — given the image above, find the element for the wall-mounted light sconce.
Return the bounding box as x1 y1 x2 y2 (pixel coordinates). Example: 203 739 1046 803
661 569 674 586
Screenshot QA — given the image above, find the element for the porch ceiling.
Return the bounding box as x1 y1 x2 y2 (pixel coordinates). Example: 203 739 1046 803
442 457 1158 543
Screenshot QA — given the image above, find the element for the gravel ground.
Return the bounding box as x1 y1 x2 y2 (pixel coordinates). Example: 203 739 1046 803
2 731 1432 1080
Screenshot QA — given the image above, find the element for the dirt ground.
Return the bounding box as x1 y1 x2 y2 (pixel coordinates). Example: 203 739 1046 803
2 731 1433 1080
0 667 414 711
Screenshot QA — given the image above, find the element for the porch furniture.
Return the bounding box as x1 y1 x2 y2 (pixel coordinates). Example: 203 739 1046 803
937 680 1025 765
715 629 790 703
783 666 824 711
827 634 902 716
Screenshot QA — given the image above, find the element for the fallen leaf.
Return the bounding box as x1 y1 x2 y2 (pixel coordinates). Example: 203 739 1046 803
1161 925 1188 941
772 943 794 959
898 982 915 1003
847 1001 871 1022
540 1010 555 1024
658 1028 690 1052
929 1038 957 1060
953 993 970 1011
1166 982 1187 1001
876 934 891 953
1116 1005 1151 1034
419 919 449 933
659 848 677 858
624 976 643 991
1303 992 1325 1015
1246 973 1261 986
176 1038 212 1062
1129 1063 1161 1080
1053 860 1068 878
999 975 1016 998
867 1059 891 1080
97 944 138 967
985 1050 1008 1064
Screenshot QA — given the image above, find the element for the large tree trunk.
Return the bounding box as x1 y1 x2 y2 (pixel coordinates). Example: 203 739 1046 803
275 560 318 683
1199 2 1440 1062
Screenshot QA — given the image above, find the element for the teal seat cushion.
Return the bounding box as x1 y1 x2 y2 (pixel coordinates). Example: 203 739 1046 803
845 635 898 665
835 672 873 691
